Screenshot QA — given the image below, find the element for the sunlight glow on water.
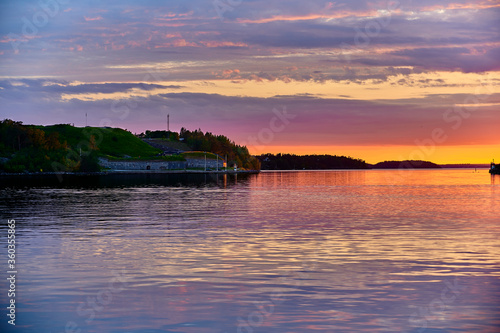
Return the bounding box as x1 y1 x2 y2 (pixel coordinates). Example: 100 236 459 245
1 169 499 332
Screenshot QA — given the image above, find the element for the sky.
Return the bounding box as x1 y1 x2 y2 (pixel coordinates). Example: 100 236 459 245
0 0 499 164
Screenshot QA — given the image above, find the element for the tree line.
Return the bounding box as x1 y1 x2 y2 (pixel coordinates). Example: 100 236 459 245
256 153 369 170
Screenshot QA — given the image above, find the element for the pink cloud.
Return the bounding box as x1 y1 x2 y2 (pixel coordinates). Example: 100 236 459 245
68 45 83 52
84 16 103 21
236 10 379 24
164 33 182 38
154 39 199 48
419 1 500 11
161 11 194 18
199 41 248 48
152 23 191 27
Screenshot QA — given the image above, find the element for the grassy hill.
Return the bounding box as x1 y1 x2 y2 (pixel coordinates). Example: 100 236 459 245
0 120 163 173
41 125 161 158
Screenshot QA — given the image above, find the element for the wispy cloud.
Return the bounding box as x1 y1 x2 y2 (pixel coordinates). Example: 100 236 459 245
84 16 103 21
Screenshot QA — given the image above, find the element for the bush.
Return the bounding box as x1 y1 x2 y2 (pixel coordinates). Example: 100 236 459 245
79 152 101 172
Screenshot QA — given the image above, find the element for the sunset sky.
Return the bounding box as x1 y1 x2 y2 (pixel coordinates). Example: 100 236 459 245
1 0 499 163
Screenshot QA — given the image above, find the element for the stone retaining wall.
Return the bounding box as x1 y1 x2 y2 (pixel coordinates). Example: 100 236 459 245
99 157 225 171
99 158 186 170
186 158 225 169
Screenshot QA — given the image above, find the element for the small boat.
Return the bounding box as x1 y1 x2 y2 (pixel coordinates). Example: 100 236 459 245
490 162 500 175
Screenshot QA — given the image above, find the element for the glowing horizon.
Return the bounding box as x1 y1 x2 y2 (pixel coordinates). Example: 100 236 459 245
248 145 499 165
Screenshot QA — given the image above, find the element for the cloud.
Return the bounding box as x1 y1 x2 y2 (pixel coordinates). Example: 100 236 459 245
3 80 499 147
388 46 500 72
0 80 182 95
84 16 103 21
1 0 498 81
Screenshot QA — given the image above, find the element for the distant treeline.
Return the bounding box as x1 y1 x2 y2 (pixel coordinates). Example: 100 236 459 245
256 153 369 170
139 130 179 141
372 160 441 169
140 128 261 170
255 155 443 170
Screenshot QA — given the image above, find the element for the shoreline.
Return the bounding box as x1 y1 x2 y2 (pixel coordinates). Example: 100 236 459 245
0 169 260 177
1 167 494 177
2 167 494 177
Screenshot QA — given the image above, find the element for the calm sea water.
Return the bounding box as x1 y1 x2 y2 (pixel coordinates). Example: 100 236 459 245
1 170 499 333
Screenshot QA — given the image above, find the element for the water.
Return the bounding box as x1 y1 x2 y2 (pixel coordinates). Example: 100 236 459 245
1 170 499 332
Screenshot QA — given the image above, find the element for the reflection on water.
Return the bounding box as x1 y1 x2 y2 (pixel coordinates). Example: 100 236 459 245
0 172 250 189
0 169 499 332
492 173 500 185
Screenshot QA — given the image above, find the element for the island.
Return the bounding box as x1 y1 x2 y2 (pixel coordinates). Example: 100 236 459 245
371 160 441 169
256 153 369 170
0 119 260 175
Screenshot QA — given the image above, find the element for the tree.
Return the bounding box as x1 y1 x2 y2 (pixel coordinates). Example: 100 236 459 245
46 132 63 150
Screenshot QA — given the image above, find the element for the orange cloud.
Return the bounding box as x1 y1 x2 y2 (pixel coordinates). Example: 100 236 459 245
237 10 378 24
420 1 500 11
164 33 182 38
216 69 241 79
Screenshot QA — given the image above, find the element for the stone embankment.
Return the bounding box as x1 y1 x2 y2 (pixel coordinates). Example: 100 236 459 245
98 157 225 171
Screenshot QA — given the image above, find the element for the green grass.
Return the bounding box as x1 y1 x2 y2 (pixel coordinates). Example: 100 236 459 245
41 125 161 158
